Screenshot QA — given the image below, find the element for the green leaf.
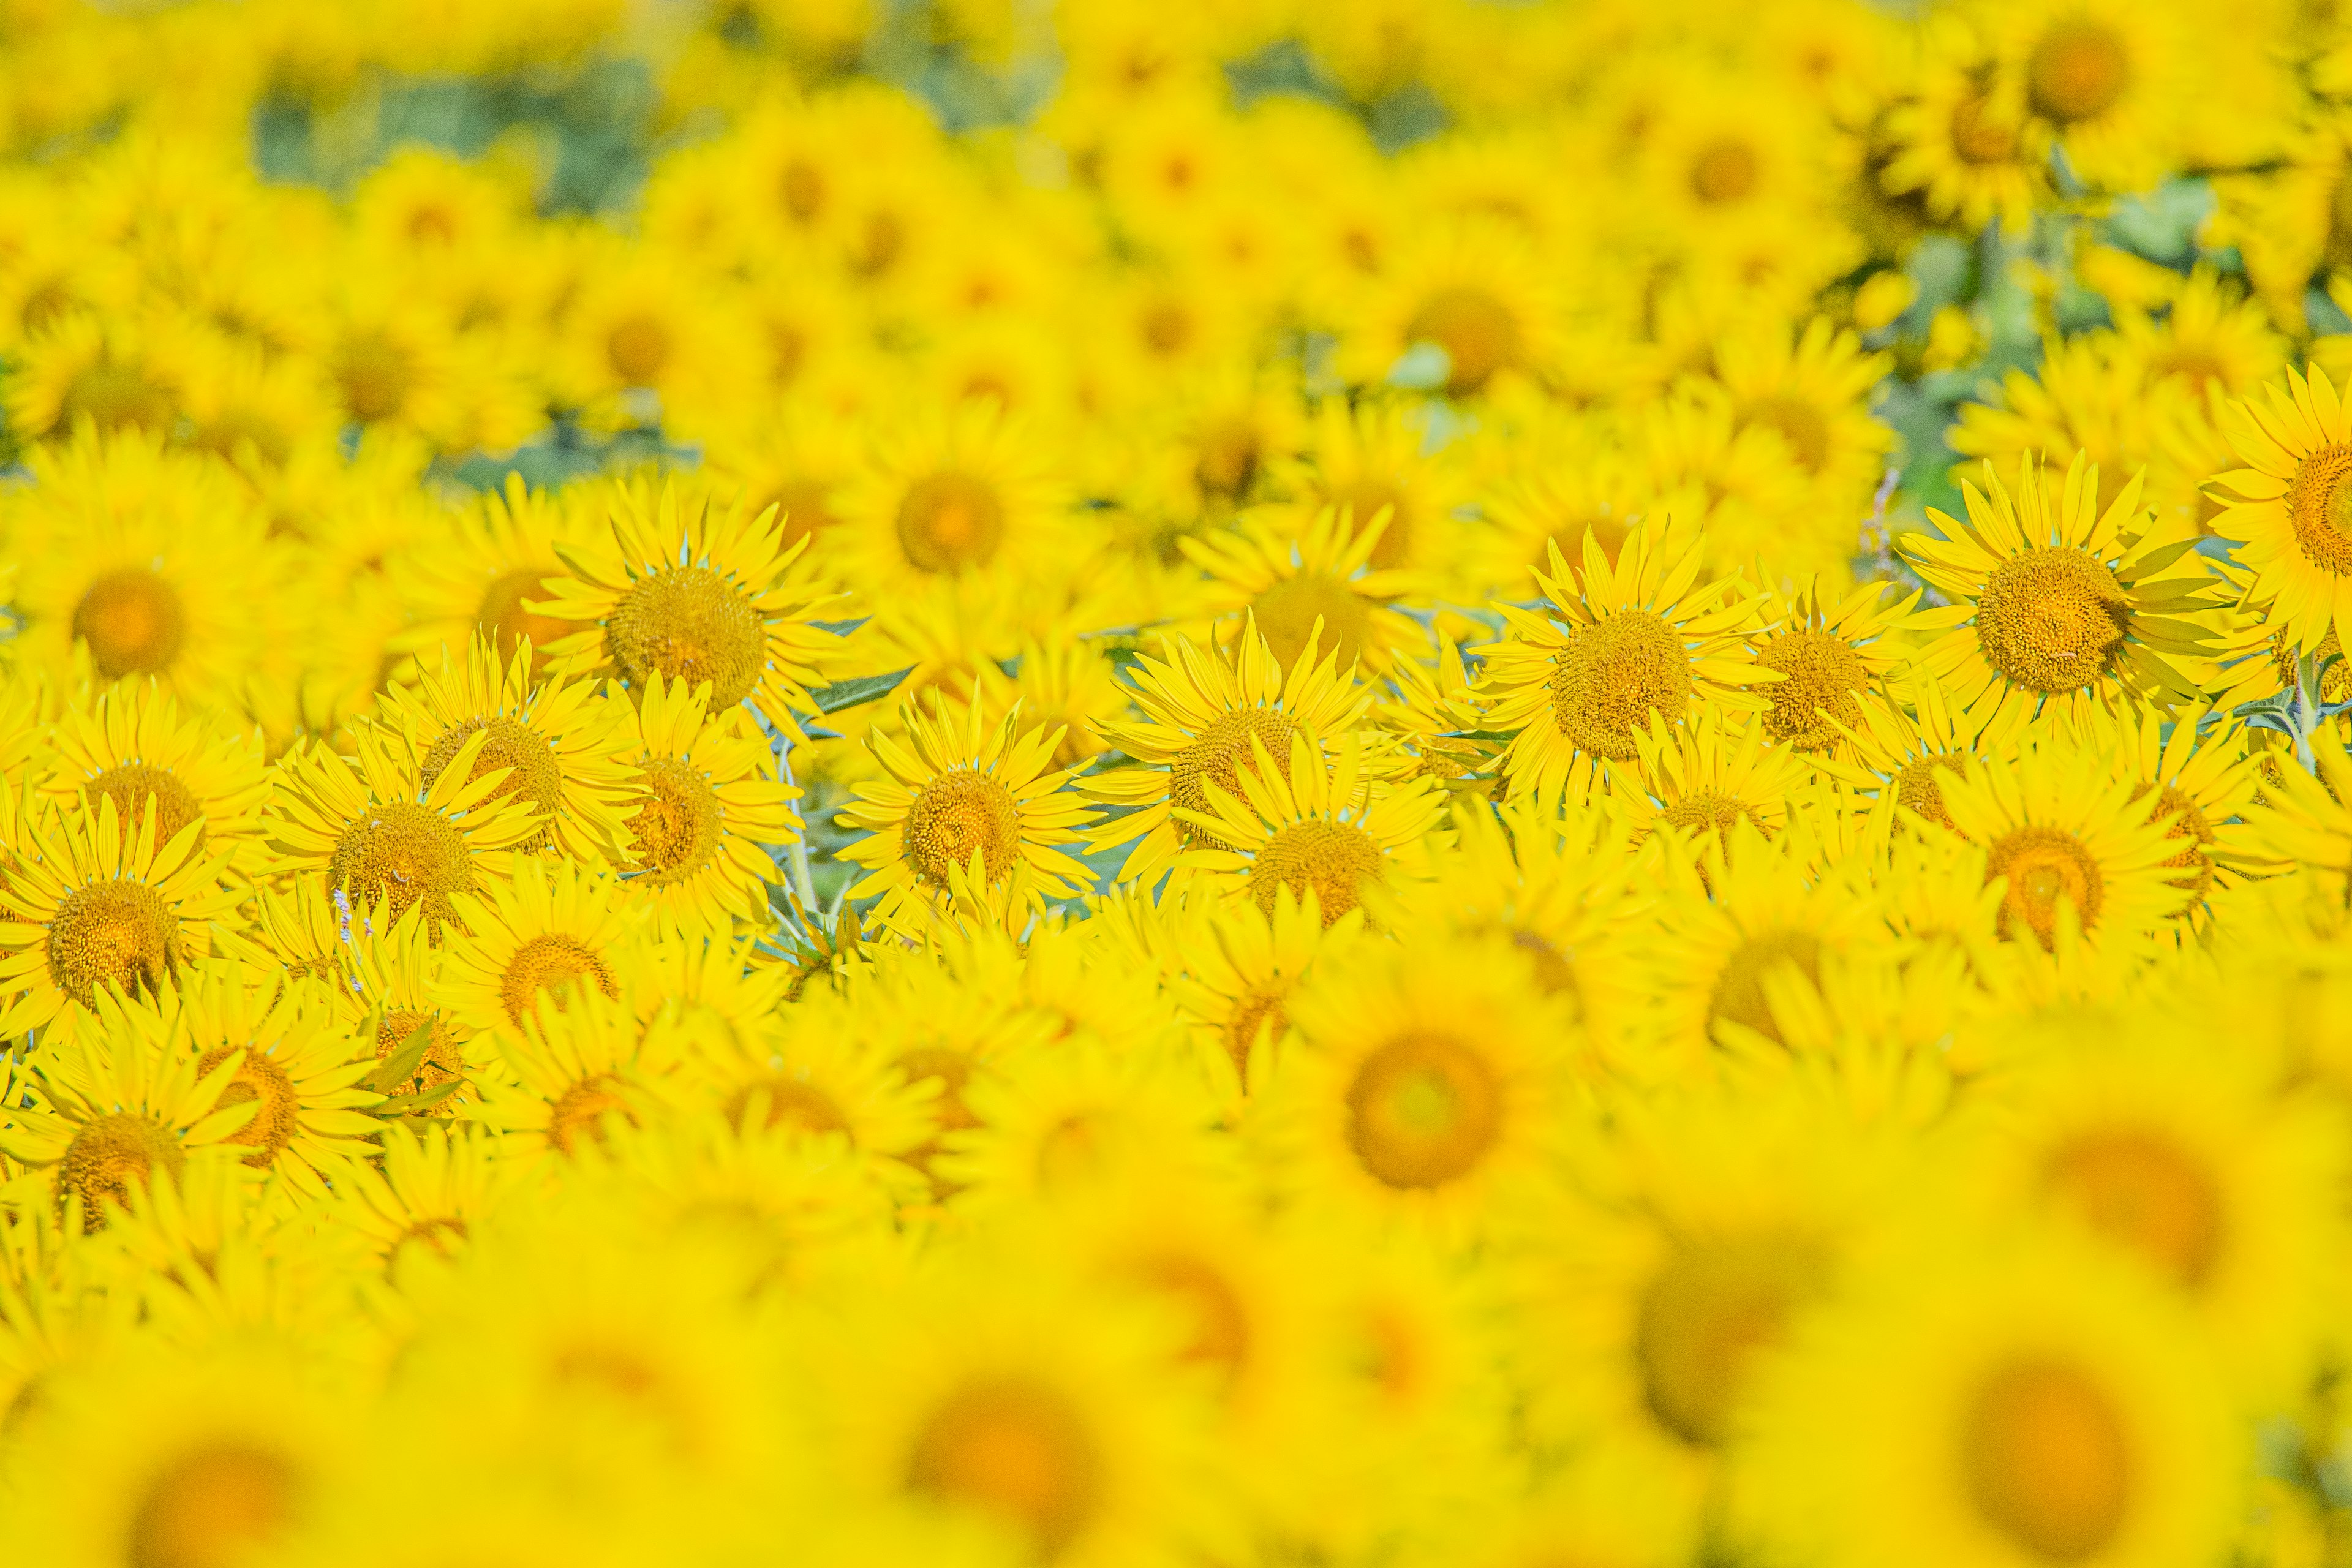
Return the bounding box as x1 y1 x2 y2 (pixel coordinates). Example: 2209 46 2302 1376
807 667 914 715
362 1017 437 1096
371 1080 465 1118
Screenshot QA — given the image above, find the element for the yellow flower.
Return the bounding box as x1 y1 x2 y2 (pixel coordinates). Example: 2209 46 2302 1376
1902 454 2222 733
616 674 802 933
538 475 843 741
839 692 1098 937
1746 576 1918 755
2206 365 2352 654
1483 522 1775 798
442 853 639 1041
1182 503 1427 674
37 677 271 871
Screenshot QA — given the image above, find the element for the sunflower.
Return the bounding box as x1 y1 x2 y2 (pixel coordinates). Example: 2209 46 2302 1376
1735 1231 2237 1568
1829 673 2022 834
1901 455 2222 734
1085 620 1368 891
1331 216 1561 399
1982 0 2192 194
2203 365 2352 655
1254 928 1572 1236
1746 576 1918 754
480 984 676 1160
264 720 547 940
322 1121 516 1271
334 897 491 1121
1468 420 1656 601
605 674 802 934
442 854 641 1044
389 473 603 674
131 960 382 1190
687 984 941 1159
1936 731 2196 953
1876 40 2047 235
838 692 1098 938
538 475 843 742
832 398 1080 605
0 989 257 1230
2064 703 2257 921
1147 883 1366 1102
37 677 271 871
1181 503 1428 675
1712 315 1895 507
1621 707 1819 870
1483 522 1776 799
380 635 637 867
2 427 289 717
0 793 244 1049
1176 732 1446 930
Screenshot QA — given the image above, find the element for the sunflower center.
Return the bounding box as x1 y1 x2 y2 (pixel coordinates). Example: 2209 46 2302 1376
47 878 181 1008
1222 987 1289 1087
627 756 723 884
1133 1253 1251 1376
1951 93 2018 164
475 568 572 663
2028 21 2130 124
906 768 1022 888
1690 137 1759 204
1897 753 1968 831
74 568 186 679
1251 572 1374 672
336 332 415 423
606 314 672 385
1744 395 1832 472
2285 445 2352 578
330 800 475 934
726 1074 850 1137
1549 609 1693 761
897 472 1008 575
1709 929 1823 1047
1170 708 1300 851
1661 790 1763 855
1756 629 1866 749
498 933 619 1027
908 1379 1103 1559
1637 1235 1826 1446
420 717 563 851
56 1112 184 1231
195 1045 301 1165
1988 826 2104 948
1194 418 1261 500
1965 1358 2132 1562
608 565 769 710
1407 285 1520 396
2043 1130 2221 1289
2134 782 2215 908
1974 548 2128 693
375 1008 466 1109
60 360 175 435
85 764 204 851
1253 818 1382 925
129 1443 297 1568
1345 1030 1502 1189
549 1074 635 1156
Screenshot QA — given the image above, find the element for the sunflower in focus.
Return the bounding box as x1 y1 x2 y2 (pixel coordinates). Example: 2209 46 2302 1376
1746 576 1917 754
1087 620 1368 891
2206 366 2352 654
839 693 1098 937
37 678 271 871
539 477 842 741
443 854 638 1041
1902 455 2220 734
617 674 802 933
1484 523 1776 798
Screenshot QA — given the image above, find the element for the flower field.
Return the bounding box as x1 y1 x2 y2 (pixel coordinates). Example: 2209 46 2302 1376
3 2 2352 1566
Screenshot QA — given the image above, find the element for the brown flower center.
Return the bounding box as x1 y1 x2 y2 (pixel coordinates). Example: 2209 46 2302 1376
1548 610 1693 761
1965 1359 2131 1562
627 756 723 884
907 1379 1102 1559
608 565 769 710
56 1112 184 1231
1406 285 1520 396
1691 137 1759 204
549 1074 635 1156
606 314 672 385
1974 548 2128 693
1952 92 2018 164
2044 1129 2222 1289
2286 445 2352 579
1898 753 1969 831
1988 826 2104 948
329 800 475 935
1251 571 1374 672
129 1444 298 1568
1170 708 1299 851
85 764 204 852
195 1045 301 1166
375 1008 466 1112
2028 21 2130 124
1637 1234 1826 1446
1709 930 1823 1047
897 472 1007 575
1253 818 1382 925
497 932 618 1027
74 568 186 679
475 568 572 664
420 717 562 851
1756 629 1866 749
905 769 1022 888
1346 1030 1502 1189
47 878 181 1008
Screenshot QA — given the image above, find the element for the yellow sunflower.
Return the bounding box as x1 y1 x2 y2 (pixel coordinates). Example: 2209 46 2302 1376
1901 454 2222 733
380 635 638 866
1829 673 2022 834
2 427 290 717
2205 364 2352 654
1983 0 2192 194
1181 503 1428 674
1330 216 1562 400
0 990 256 1231
538 475 843 742
1713 315 1895 508
2063 703 2258 921
1483 522 1776 799
1746 576 1918 755
1877 37 2048 235
1153 883 1367 1101
442 854 641 1042
1261 398 1472 579
37 677 271 871
0 793 243 1048
616 674 802 933
1937 731 2198 953
389 473 603 674
838 692 1098 938
132 960 382 1191
1620 707 1819 869
1175 731 1447 929
265 720 547 939
1085 620 1369 891
479 984 677 1160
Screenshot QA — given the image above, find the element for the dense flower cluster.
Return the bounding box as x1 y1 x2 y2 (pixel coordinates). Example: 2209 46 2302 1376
9 1 2352 1566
